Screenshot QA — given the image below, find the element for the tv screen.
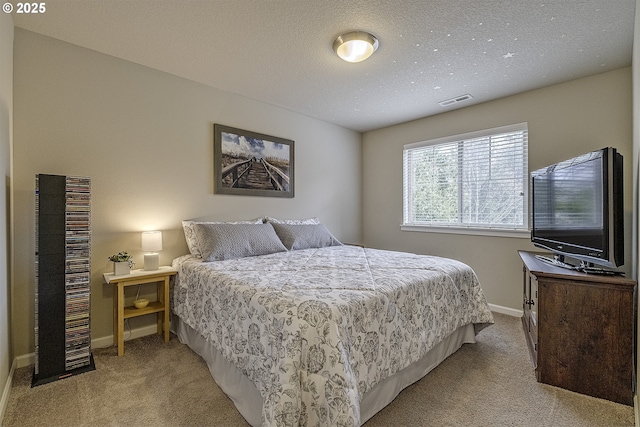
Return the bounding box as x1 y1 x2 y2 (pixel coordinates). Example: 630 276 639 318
530 147 623 269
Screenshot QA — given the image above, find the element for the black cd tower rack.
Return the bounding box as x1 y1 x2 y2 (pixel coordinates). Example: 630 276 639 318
32 174 95 387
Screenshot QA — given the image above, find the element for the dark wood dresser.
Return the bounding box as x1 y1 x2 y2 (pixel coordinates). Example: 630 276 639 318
519 250 636 406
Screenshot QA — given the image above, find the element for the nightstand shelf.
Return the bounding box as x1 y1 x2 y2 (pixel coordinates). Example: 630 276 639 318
103 266 177 356
123 301 164 319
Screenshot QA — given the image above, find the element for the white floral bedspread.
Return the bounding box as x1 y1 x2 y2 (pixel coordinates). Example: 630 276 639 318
172 245 493 426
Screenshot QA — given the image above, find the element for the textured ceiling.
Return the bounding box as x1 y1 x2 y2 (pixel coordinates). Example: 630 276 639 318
11 0 635 132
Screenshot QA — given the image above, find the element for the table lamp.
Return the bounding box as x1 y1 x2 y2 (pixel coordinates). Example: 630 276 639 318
142 231 162 271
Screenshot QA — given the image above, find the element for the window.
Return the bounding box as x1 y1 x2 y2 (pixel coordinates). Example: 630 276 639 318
402 122 529 236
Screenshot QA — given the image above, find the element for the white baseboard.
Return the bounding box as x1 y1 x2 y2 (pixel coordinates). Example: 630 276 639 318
91 323 159 349
0 359 16 425
14 323 160 369
14 353 32 370
489 303 522 317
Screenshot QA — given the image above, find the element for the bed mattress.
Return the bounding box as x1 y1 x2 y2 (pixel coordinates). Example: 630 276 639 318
172 245 493 426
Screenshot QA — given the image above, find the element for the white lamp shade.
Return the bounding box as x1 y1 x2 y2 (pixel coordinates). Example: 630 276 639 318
141 231 163 252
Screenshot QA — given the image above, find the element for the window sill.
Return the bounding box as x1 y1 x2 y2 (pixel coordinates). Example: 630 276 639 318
400 224 531 239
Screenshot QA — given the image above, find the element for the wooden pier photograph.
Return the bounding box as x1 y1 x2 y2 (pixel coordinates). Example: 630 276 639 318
214 124 294 198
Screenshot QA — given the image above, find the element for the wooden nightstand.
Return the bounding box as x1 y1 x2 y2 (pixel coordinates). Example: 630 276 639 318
103 267 177 356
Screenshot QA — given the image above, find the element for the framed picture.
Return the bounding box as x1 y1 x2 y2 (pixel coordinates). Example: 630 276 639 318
214 124 294 198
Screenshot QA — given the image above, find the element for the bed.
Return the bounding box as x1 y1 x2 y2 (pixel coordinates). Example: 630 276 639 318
171 219 494 426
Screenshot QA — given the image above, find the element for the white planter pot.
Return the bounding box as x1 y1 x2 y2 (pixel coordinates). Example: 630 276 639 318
114 261 130 276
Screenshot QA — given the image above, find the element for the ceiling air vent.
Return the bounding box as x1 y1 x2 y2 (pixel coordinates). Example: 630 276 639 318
438 94 473 107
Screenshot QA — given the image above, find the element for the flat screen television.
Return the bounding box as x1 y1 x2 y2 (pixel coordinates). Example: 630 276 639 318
530 147 623 270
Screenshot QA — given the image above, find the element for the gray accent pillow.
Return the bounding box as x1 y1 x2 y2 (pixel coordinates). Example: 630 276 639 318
182 218 263 257
271 223 342 250
193 223 287 261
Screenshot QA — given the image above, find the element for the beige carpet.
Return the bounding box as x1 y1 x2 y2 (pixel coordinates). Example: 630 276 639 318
2 313 634 426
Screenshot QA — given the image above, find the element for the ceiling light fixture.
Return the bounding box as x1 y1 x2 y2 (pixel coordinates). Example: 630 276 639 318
333 31 379 63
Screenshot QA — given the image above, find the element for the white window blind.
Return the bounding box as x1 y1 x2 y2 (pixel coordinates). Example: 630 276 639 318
403 123 528 233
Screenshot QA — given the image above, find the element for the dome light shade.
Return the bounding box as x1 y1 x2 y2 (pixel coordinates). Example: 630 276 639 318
333 31 379 63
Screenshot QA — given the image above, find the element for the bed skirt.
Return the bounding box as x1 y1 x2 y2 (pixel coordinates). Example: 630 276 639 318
173 314 476 426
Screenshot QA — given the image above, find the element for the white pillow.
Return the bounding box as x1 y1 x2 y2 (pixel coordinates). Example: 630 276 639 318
264 216 320 225
182 218 263 257
193 222 287 261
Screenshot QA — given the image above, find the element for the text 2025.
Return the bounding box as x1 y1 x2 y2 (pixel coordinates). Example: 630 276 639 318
16 2 46 13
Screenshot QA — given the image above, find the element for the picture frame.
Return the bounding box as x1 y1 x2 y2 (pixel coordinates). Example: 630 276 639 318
214 124 294 198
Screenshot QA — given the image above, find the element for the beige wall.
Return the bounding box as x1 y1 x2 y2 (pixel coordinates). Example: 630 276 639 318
363 67 633 311
0 11 13 416
10 23 635 367
12 29 362 357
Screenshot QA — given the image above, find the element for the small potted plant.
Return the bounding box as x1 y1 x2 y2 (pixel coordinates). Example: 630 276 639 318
108 251 135 275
